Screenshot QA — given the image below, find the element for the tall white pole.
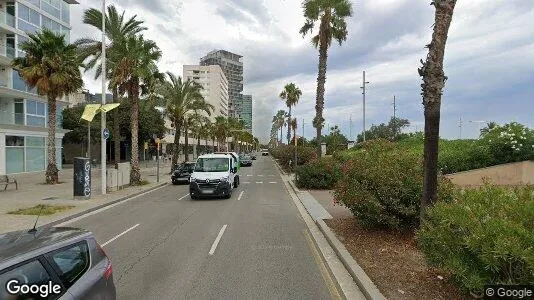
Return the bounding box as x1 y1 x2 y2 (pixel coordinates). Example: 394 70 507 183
361 71 369 142
101 0 107 195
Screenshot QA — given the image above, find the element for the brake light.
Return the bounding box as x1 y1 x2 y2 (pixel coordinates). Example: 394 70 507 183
97 242 113 280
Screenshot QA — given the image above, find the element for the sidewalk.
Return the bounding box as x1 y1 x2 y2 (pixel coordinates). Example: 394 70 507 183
0 162 172 234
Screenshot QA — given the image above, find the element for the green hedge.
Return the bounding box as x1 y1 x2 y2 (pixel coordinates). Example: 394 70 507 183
335 122 534 175
295 157 342 189
270 145 317 171
418 185 534 294
334 141 455 229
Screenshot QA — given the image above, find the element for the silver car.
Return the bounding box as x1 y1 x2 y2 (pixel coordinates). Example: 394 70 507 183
0 227 116 299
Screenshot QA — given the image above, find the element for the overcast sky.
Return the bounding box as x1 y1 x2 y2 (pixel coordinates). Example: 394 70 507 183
71 0 534 143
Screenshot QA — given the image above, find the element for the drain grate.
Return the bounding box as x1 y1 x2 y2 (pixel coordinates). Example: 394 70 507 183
42 196 58 201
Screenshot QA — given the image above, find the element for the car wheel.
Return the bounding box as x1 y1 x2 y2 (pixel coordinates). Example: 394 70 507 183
191 194 198 200
225 192 232 199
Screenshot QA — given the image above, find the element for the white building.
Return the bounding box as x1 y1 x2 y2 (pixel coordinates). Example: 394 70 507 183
0 0 77 175
183 65 228 122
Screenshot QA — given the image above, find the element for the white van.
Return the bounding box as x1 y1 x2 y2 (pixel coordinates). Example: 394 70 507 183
189 154 238 199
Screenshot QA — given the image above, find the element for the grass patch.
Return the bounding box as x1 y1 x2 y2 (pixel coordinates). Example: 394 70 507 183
139 179 150 186
8 204 75 216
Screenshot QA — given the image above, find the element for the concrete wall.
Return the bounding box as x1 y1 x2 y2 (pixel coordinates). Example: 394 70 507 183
446 161 534 187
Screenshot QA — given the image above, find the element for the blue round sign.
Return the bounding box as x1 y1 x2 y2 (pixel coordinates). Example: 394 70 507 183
103 128 110 140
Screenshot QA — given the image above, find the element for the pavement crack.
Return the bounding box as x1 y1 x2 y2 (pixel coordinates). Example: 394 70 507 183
116 208 199 284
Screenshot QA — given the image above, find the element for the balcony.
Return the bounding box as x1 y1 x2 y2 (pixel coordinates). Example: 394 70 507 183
0 112 24 126
0 10 16 32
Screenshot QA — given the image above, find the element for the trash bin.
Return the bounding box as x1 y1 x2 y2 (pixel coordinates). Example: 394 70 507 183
73 157 91 199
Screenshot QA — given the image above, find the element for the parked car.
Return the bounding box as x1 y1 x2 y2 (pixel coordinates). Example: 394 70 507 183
240 155 253 167
261 149 269 156
250 153 257 160
171 162 196 185
189 154 239 199
0 227 116 300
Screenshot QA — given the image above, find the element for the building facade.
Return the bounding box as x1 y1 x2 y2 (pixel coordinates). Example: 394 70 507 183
0 0 77 175
199 50 242 118
183 65 228 122
236 94 252 133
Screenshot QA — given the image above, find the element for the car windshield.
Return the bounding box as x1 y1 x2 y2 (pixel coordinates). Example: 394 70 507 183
194 158 229 172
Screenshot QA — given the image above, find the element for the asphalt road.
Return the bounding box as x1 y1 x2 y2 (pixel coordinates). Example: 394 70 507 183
65 156 336 299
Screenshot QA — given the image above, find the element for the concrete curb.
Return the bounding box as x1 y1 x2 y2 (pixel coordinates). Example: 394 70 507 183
317 219 386 300
288 179 386 300
44 182 168 228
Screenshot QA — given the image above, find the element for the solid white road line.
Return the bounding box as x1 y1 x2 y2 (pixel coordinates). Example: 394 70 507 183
102 224 140 247
178 193 190 201
257 175 264 177
56 184 168 226
209 225 228 255
269 182 277 184
237 191 244 201
247 174 253 177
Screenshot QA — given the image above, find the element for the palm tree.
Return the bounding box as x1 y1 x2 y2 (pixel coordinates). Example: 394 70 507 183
158 73 212 165
480 121 498 136
109 34 161 185
290 118 298 143
419 0 458 219
300 0 353 157
13 29 83 184
280 83 302 144
213 116 230 151
184 112 212 161
76 5 146 167
228 117 245 152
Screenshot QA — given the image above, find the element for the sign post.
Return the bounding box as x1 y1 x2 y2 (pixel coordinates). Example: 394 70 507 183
155 138 160 183
144 142 148 168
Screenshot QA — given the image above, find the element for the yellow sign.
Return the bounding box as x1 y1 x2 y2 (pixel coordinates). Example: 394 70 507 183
81 103 121 122
144 142 148 150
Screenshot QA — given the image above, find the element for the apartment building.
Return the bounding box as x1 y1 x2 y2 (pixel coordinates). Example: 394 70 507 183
236 94 252 133
183 64 229 121
0 0 77 175
200 50 242 118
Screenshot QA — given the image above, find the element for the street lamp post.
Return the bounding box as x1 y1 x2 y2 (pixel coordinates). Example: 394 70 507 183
360 71 370 142
100 0 107 195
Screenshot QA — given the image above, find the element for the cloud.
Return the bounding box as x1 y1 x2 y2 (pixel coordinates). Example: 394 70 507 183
70 0 534 143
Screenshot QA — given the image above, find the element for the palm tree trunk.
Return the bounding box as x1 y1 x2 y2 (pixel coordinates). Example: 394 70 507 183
129 80 141 185
287 106 292 144
113 88 120 167
45 96 58 184
172 122 181 167
184 125 189 162
314 10 331 158
279 127 283 144
420 0 457 219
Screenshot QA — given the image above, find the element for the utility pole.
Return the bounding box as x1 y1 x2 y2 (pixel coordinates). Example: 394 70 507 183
393 95 396 120
350 116 353 139
360 71 370 142
302 118 304 141
458 117 464 139
87 121 91 160
100 0 107 195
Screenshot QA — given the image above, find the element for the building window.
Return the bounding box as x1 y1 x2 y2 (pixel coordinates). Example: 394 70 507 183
26 100 46 127
26 137 45 172
6 135 25 174
12 70 37 94
17 35 29 57
42 16 61 34
42 0 60 19
61 0 70 23
17 4 40 34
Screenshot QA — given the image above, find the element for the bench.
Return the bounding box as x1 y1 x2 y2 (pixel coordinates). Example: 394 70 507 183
1 175 18 190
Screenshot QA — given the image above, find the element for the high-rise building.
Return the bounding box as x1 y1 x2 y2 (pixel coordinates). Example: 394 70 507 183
0 0 78 175
200 50 243 118
236 94 252 133
183 65 229 121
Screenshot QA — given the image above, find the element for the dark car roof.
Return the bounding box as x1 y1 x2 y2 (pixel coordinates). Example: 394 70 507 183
0 227 91 264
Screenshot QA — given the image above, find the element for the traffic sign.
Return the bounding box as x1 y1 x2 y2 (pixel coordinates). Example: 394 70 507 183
103 128 110 140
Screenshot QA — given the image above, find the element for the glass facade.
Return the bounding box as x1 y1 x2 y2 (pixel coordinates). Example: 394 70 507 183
5 135 62 174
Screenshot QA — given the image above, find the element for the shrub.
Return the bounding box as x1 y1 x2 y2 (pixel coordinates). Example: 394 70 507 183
479 122 534 165
418 185 534 294
295 157 342 189
271 145 316 171
334 146 454 229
